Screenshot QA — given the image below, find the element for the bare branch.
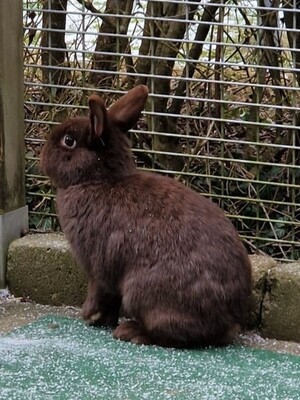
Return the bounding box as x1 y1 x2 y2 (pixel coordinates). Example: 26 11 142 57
75 0 115 29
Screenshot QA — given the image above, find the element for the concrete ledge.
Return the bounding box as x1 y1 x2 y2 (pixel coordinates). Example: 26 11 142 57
6 234 300 343
247 254 277 329
261 263 300 342
6 234 86 306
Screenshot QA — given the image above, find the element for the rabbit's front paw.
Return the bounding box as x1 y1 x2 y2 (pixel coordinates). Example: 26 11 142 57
82 299 102 324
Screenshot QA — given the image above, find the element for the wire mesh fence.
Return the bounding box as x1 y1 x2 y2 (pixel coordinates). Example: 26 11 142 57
23 0 300 260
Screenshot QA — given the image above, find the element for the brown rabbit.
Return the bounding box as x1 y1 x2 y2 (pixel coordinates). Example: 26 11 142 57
41 85 252 348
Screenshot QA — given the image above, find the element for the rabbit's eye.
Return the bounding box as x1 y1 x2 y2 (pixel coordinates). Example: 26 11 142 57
62 134 76 149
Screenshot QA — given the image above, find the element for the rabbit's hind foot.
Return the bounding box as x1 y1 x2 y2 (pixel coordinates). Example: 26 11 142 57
214 323 241 346
113 320 152 345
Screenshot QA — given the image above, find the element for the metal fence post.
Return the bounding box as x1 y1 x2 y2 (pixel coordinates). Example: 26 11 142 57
0 0 28 288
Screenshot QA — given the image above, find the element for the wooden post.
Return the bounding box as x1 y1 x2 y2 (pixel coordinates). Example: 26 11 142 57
0 0 28 288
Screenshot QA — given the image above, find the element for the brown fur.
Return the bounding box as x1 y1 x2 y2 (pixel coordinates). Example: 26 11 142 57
41 85 252 348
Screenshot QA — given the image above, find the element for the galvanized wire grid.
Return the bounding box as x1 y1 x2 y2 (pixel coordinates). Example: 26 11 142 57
24 0 300 260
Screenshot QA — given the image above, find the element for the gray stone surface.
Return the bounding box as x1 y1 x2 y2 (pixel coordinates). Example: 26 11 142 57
6 234 87 307
261 263 300 342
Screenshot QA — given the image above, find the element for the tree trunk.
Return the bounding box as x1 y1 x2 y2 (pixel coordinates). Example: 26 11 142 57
89 0 134 88
258 0 285 122
135 1 200 171
135 0 229 170
169 0 230 116
40 0 69 92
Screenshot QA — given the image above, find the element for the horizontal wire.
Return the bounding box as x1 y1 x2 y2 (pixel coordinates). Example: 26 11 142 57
228 214 299 225
24 39 300 60
132 148 300 170
24 70 300 97
139 167 300 189
23 71 300 104
24 6 300 34
26 209 300 245
240 235 300 245
26 182 300 209
23 114 300 132
24 2 300 15
24 94 300 113
24 25 300 52
25 145 300 169
24 130 300 151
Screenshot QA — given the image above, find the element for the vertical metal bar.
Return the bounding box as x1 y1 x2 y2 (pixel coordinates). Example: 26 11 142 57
81 0 86 96
255 4 263 248
185 0 191 186
149 1 156 170
218 1 225 208
290 0 297 259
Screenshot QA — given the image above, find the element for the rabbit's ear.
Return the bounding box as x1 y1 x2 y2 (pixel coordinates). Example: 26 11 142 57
88 94 106 138
108 85 148 132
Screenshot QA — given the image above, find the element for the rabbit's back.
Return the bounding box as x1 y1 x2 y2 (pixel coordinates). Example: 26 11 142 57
57 170 244 265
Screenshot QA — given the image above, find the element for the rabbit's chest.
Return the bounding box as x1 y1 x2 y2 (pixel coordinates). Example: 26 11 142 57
56 188 107 243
